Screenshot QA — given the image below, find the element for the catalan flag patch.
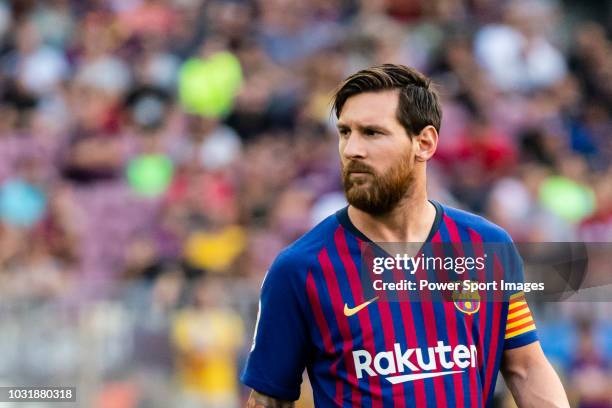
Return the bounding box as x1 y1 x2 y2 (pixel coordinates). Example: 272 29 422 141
504 291 538 349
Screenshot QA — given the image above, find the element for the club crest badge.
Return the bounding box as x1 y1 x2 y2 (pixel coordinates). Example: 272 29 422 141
453 280 480 315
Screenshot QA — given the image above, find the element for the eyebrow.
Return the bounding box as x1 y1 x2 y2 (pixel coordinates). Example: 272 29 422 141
336 123 392 134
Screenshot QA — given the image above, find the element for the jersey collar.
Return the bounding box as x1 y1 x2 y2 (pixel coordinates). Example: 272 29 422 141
335 199 444 244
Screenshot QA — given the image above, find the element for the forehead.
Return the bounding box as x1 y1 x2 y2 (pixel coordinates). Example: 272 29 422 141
337 90 400 127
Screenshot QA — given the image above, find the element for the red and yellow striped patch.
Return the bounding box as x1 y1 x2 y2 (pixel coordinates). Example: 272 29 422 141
505 291 536 339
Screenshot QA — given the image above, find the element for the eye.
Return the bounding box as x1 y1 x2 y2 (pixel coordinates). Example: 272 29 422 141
338 128 350 137
364 128 381 136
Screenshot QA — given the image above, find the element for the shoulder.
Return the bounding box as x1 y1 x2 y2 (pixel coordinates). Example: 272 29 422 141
266 212 340 282
440 203 514 243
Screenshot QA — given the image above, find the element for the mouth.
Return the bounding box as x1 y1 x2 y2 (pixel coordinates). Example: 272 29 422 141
347 172 372 185
349 172 374 180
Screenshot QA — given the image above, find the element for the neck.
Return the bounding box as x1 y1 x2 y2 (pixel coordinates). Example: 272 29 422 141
347 176 436 243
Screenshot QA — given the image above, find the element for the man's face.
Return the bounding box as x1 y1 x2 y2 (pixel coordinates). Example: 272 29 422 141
337 90 417 215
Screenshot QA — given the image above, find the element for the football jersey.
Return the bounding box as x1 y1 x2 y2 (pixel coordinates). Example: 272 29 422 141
241 201 537 407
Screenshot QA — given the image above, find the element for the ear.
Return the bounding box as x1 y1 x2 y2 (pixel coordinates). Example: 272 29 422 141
414 125 438 162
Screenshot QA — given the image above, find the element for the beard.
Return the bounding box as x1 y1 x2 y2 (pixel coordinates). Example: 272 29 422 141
342 153 416 216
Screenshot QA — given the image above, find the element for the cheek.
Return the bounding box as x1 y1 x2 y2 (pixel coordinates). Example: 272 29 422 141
375 141 411 161
380 147 414 173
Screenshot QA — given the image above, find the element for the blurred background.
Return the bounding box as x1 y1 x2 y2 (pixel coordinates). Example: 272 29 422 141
0 0 610 406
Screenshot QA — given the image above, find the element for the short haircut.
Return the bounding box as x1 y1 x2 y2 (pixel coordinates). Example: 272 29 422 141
332 64 442 136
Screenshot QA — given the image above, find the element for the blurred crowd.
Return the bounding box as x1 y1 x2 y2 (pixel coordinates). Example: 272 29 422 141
0 0 610 406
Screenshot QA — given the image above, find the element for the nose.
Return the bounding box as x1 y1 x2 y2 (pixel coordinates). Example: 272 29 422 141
341 132 367 160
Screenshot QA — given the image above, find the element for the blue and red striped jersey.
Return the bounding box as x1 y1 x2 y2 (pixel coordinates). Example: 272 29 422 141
241 201 538 407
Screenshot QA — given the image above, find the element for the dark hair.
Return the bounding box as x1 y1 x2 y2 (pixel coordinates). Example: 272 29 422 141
332 64 442 136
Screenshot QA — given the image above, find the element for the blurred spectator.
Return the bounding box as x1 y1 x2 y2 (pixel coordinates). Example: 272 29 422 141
568 319 612 408
474 0 567 92
578 171 612 241
171 277 244 408
2 20 69 96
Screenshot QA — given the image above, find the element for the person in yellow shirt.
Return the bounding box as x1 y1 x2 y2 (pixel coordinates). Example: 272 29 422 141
172 277 244 408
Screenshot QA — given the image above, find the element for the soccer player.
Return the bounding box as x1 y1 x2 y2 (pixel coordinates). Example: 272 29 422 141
241 64 569 407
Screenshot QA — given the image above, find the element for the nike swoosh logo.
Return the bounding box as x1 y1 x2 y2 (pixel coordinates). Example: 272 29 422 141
343 296 379 317
386 370 464 384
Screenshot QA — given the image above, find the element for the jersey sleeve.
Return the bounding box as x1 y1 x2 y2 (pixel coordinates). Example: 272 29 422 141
503 242 538 349
240 250 310 401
